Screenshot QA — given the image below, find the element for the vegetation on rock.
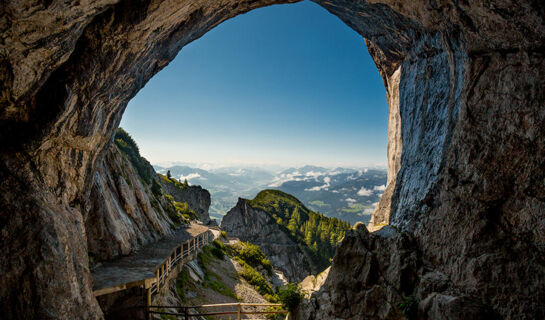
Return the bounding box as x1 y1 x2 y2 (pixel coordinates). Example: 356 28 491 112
277 283 303 311
233 241 273 275
197 244 238 300
200 239 306 310
159 173 190 190
247 190 351 269
114 128 155 184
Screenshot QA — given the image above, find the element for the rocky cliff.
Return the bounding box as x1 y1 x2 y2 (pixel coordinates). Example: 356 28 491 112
297 223 500 319
85 143 174 262
159 177 211 225
85 128 212 262
221 198 317 282
1 0 544 319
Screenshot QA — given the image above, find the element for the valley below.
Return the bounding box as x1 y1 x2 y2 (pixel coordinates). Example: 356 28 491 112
155 164 387 225
87 129 352 319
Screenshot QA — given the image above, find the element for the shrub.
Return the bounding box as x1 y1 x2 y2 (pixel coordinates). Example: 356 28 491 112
173 201 198 220
235 242 273 275
210 246 225 259
277 283 303 311
237 259 275 297
176 268 190 302
399 295 418 320
114 128 154 184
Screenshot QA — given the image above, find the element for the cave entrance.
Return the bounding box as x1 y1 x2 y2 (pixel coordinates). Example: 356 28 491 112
119 1 390 226
3 0 425 318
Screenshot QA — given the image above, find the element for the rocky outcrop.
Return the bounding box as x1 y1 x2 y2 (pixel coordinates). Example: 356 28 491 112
160 179 211 225
297 224 415 319
84 144 175 262
221 198 316 282
1 0 544 319
297 224 500 320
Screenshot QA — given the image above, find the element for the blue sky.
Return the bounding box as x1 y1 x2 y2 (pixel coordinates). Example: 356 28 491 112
121 1 388 168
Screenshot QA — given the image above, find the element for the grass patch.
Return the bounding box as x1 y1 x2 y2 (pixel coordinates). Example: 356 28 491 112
232 242 273 276
175 268 192 302
235 258 276 300
197 244 237 300
206 279 237 300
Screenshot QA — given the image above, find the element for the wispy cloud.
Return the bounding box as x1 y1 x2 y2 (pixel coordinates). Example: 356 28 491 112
357 187 372 196
178 173 204 181
305 171 325 179
305 183 329 191
305 176 331 191
268 171 303 187
373 184 386 192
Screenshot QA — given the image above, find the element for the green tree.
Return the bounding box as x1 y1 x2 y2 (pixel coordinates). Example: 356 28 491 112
277 283 303 311
114 128 154 184
246 189 350 270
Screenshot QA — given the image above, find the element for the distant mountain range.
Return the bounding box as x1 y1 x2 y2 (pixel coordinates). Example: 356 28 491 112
154 165 275 221
154 164 387 225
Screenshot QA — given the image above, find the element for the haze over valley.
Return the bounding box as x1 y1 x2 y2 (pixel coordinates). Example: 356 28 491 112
155 164 387 224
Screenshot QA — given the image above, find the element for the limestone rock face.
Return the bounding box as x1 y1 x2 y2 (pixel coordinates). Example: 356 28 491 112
1 0 544 319
221 198 316 282
297 226 417 319
85 144 175 262
297 226 500 320
160 180 211 225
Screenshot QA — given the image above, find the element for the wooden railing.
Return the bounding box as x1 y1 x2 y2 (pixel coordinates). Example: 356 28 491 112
147 302 289 319
149 231 212 299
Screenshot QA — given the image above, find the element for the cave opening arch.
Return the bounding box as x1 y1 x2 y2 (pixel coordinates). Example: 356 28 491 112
2 0 544 319
0 0 460 317
119 1 390 226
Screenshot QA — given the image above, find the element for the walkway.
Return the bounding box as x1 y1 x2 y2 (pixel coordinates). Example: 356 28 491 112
91 223 214 298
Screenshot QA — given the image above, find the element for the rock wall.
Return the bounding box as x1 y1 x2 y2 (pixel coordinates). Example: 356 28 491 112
160 179 211 225
221 198 317 282
1 0 544 319
85 144 175 262
297 224 500 319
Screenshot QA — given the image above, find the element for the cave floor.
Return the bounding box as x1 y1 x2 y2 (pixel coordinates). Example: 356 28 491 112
91 223 211 295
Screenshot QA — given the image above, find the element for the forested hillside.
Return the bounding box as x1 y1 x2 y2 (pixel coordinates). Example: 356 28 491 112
247 190 351 269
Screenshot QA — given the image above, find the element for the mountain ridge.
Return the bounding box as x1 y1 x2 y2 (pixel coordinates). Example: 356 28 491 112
157 164 387 224
221 190 350 282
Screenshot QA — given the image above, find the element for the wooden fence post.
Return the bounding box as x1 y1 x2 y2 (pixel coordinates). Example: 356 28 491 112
237 303 242 320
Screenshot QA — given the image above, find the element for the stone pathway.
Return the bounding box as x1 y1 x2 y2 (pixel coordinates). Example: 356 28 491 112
91 223 210 294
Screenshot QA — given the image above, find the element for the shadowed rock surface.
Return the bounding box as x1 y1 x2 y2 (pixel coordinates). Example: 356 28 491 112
1 0 544 319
